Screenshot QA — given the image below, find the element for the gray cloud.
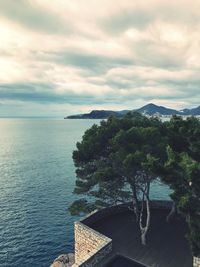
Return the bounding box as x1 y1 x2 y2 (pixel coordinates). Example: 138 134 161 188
0 0 72 34
0 83 105 105
101 9 155 34
39 50 133 75
101 3 200 35
1 77 199 109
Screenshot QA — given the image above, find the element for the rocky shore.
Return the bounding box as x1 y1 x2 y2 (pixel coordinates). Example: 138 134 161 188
50 254 74 267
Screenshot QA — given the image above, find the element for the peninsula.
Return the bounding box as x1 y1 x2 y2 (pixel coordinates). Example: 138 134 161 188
65 103 200 119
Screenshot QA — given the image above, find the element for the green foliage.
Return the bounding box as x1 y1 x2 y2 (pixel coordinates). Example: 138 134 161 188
69 112 167 215
68 199 97 215
188 215 200 257
161 116 200 257
69 113 200 256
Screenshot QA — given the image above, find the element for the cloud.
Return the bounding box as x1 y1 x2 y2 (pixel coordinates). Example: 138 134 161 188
40 50 133 76
0 0 72 34
0 0 200 116
0 81 116 106
101 0 200 34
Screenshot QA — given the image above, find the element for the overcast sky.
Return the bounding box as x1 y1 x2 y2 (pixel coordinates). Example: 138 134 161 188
0 0 200 117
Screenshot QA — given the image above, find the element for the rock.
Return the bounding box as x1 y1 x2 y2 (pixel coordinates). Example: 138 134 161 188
50 253 75 267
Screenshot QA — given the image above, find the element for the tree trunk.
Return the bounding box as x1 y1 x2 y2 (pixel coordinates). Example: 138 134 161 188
133 198 139 222
141 229 147 246
131 185 139 221
140 197 151 245
139 180 151 246
167 202 177 223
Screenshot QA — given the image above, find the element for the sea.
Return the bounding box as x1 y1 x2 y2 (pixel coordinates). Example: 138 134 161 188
0 119 171 267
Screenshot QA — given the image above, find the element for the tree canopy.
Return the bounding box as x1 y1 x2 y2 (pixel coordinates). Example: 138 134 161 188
161 116 200 257
69 113 168 245
69 113 200 255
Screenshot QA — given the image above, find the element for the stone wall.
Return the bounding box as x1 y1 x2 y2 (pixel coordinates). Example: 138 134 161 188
72 222 112 267
72 200 172 267
194 257 200 267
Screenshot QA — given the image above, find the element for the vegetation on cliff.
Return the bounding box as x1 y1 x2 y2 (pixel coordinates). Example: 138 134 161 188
69 113 200 257
160 116 200 257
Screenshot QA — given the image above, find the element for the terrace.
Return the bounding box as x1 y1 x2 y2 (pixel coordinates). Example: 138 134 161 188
73 201 193 267
92 207 192 267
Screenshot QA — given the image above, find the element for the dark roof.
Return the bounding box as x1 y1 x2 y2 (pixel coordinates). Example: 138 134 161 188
104 255 147 267
90 209 193 267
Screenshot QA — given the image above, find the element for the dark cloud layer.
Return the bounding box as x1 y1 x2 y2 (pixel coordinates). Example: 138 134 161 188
41 50 133 75
0 83 108 105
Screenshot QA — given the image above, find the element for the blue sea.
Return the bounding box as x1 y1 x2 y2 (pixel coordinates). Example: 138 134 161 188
0 119 171 267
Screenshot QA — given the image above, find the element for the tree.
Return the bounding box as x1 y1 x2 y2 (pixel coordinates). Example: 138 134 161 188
69 113 168 245
160 116 200 257
110 120 167 244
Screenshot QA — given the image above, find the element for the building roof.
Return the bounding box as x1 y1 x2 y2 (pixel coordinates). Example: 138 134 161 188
104 255 147 267
89 208 193 267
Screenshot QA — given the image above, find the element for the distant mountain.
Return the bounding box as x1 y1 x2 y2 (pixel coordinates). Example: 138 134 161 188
181 106 200 116
136 103 180 116
66 110 122 119
65 104 200 119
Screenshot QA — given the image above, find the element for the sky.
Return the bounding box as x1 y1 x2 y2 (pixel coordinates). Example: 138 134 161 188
0 0 200 117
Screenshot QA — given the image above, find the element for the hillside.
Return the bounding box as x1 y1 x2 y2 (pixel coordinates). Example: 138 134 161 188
65 104 200 119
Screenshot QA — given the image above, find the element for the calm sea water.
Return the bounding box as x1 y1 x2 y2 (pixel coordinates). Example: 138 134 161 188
0 119 171 267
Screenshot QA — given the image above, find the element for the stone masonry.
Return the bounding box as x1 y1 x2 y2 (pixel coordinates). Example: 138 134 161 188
194 257 200 267
72 221 112 267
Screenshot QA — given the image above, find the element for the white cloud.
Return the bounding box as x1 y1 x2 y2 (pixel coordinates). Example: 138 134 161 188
0 0 200 116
